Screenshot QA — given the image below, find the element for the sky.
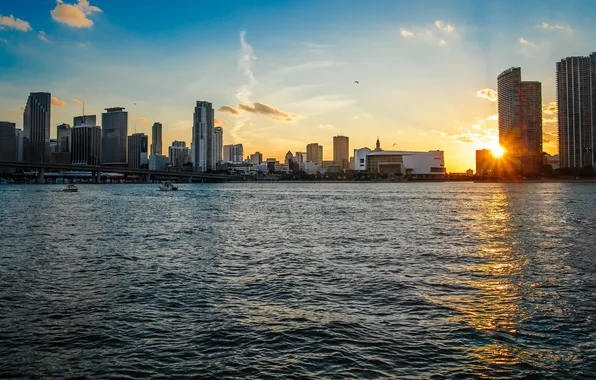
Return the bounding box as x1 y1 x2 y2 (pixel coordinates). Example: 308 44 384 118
0 0 594 172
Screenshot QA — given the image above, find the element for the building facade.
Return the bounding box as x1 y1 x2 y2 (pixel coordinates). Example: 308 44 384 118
557 52 596 169
223 144 244 163
128 133 148 169
15 129 24 162
23 92 51 162
101 107 128 165
0 122 17 163
333 135 349 169
476 149 496 176
306 143 323 166
249 152 263 165
497 67 543 175
214 126 223 163
74 115 96 127
192 101 215 172
151 122 162 156
72 124 101 166
57 123 72 153
169 141 190 167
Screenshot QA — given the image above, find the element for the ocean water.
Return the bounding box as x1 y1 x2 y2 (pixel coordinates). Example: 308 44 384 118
0 182 595 378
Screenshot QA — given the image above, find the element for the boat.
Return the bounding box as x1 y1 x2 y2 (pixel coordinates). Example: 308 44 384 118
63 184 78 192
159 181 178 191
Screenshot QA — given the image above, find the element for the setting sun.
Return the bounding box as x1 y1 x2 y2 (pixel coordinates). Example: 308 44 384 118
489 144 506 158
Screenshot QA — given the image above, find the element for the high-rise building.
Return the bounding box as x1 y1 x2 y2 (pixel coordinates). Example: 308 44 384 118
23 92 51 162
169 141 190 168
57 123 72 153
74 115 96 127
214 126 223 163
151 122 162 156
306 143 322 166
15 129 24 162
249 152 263 165
497 67 543 175
0 122 17 163
128 133 148 169
72 124 101 166
285 151 294 165
223 144 244 163
476 149 496 176
333 135 349 169
295 152 306 168
557 52 596 168
101 107 128 165
192 101 215 172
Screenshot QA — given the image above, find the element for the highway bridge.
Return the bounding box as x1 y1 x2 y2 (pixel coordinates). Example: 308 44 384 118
0 161 245 183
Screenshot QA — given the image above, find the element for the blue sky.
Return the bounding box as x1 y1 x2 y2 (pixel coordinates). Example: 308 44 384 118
1 0 595 171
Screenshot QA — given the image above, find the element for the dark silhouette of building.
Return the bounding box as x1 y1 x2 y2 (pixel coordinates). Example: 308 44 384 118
23 92 51 162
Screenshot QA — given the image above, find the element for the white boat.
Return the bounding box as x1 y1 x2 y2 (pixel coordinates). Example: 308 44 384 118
63 184 78 192
159 181 178 191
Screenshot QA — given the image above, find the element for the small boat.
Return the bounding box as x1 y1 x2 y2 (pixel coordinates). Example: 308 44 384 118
63 184 78 192
159 181 178 191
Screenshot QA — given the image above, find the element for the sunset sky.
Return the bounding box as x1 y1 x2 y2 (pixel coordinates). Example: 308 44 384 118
1 0 594 171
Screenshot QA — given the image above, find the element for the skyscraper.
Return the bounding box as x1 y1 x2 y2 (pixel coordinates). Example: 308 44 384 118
151 122 162 156
57 123 72 153
101 107 128 166
333 135 349 169
128 133 148 169
306 143 322 166
23 92 51 162
214 126 223 163
497 67 543 175
192 101 215 172
169 141 190 168
74 115 96 127
0 122 17 163
557 53 596 169
72 124 101 166
223 144 244 163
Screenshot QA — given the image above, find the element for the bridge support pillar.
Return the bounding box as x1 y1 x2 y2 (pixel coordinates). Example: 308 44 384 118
146 174 151 183
37 168 45 184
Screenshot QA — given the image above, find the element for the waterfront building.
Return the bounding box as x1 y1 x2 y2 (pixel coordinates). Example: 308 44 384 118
249 152 263 165
74 115 96 127
266 158 277 173
15 129 24 162
295 152 306 168
151 122 163 156
223 144 243 163
333 135 349 169
498 67 543 175
303 161 319 174
149 154 167 171
214 126 223 163
127 133 148 169
101 107 128 166
285 151 294 165
557 52 596 169
23 92 51 162
0 121 17 163
476 149 497 176
72 124 101 166
306 143 323 166
192 101 215 172
57 123 72 153
169 141 190 168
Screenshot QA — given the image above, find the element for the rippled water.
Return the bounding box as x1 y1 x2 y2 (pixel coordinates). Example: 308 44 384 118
1 182 595 378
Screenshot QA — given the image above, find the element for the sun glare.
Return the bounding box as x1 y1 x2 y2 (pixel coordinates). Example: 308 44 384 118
491 145 506 158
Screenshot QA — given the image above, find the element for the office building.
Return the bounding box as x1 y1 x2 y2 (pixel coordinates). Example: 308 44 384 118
557 52 596 168
223 144 244 163
192 101 215 172
57 123 72 153
101 107 128 166
214 126 223 163
23 92 51 162
72 124 101 166
15 129 24 162
149 154 167 171
476 149 496 176
497 67 543 175
295 152 306 167
306 143 323 166
169 141 190 168
128 133 148 169
249 152 263 165
151 122 162 156
74 115 96 127
0 121 17 163
333 135 349 169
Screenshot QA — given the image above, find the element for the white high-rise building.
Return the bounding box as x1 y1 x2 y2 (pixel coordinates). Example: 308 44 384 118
223 144 244 163
192 101 215 172
214 126 223 163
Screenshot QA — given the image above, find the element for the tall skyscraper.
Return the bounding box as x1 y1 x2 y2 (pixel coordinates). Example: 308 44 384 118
557 52 596 169
101 107 128 165
151 122 162 156
57 123 72 153
306 143 322 166
192 101 215 172
223 144 244 163
128 133 148 169
0 122 17 163
72 124 101 166
214 126 223 163
497 67 543 175
15 129 24 162
23 92 51 162
74 115 96 127
333 135 349 169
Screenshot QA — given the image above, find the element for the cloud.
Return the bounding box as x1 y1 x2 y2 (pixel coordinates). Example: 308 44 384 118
486 114 498 121
476 88 498 102
432 117 498 145
0 38 7 44
140 116 150 126
400 28 414 38
218 106 240 115
234 31 258 132
51 0 102 28
51 97 67 107
540 22 572 31
431 129 448 137
72 98 84 105
302 42 327 50
274 61 340 75
214 117 227 126
238 102 298 121
318 124 335 130
352 112 373 120
76 41 92 48
438 39 447 46
542 101 557 114
38 31 51 43
0 14 32 32
519 37 535 47
543 117 557 124
434 20 455 32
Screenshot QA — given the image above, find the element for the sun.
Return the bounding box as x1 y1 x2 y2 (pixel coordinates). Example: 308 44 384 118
491 145 506 158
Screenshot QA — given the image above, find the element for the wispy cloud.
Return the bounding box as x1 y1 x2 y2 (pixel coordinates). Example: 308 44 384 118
438 39 447 46
218 106 240 115
0 14 32 32
431 129 448 137
38 31 51 43
543 101 557 114
400 28 414 38
214 117 227 126
318 124 335 130
51 0 102 28
539 22 572 31
302 41 327 50
0 38 7 45
519 37 536 47
486 114 498 121
476 88 498 102
352 112 373 120
51 97 67 107
72 98 84 106
432 117 498 145
76 41 92 48
140 116 150 126
234 30 258 132
274 61 339 75
434 20 455 33
238 102 298 121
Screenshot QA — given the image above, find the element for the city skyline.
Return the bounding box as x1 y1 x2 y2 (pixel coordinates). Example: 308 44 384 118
1 1 595 171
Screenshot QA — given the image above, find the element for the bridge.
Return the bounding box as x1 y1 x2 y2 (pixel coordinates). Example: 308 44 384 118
0 161 244 183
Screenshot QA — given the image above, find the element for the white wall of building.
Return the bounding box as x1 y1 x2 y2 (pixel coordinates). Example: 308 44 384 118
352 149 445 175
353 148 372 171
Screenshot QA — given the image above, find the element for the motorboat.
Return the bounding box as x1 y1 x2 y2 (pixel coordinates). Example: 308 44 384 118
159 181 178 191
63 184 78 192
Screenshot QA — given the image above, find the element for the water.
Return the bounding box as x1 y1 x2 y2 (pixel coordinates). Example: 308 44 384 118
1 182 595 378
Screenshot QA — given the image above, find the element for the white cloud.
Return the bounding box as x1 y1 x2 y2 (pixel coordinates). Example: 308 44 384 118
400 28 414 38
431 129 448 137
438 39 447 46
476 88 498 102
234 30 258 132
38 31 51 43
486 114 498 121
539 22 572 31
0 14 32 32
519 37 536 47
274 61 340 75
51 0 102 28
434 20 455 32
302 42 327 49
